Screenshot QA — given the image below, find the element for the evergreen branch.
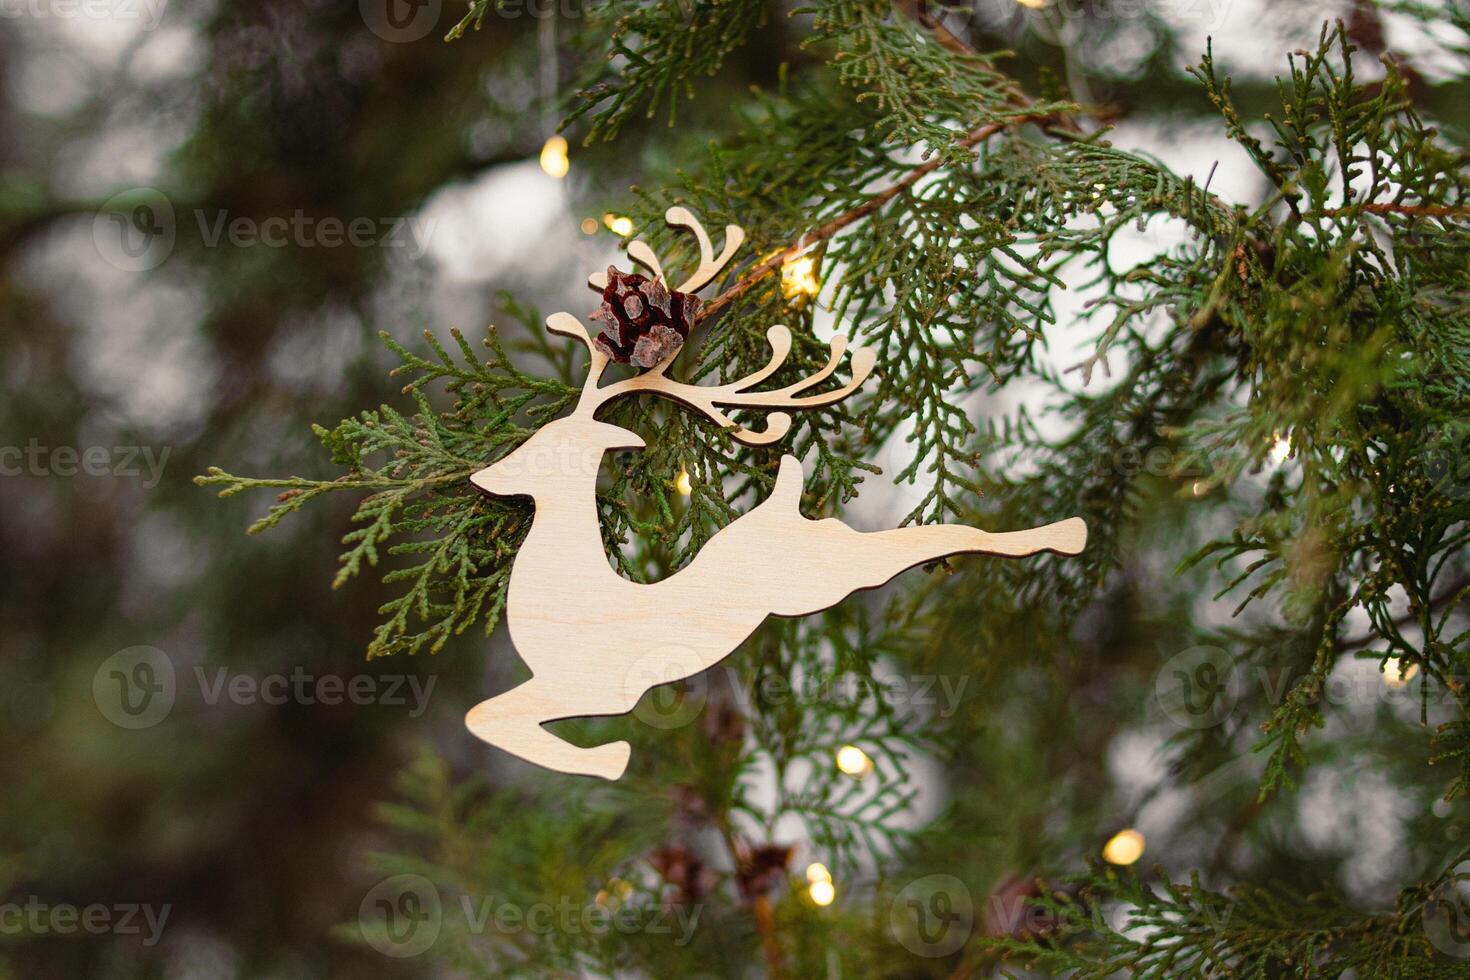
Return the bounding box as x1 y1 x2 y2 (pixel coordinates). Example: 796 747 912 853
986 863 1463 977
696 116 1040 325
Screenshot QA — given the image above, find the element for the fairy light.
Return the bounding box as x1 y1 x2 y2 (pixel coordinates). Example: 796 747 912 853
580 217 599 235
675 468 693 496
806 862 835 906
1015 0 1048 7
1269 432 1291 465
835 744 873 778
603 213 634 236
594 877 633 906
1384 658 1420 689
780 254 821 301
1102 828 1145 866
539 135 570 179
1191 480 1210 497
809 878 836 906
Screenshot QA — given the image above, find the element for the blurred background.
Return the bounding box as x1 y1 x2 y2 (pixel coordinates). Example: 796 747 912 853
1 0 1468 976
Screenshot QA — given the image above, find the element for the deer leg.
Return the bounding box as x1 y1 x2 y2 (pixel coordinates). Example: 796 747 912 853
465 680 631 781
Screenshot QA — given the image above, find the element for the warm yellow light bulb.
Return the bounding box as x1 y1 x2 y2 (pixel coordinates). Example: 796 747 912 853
580 217 599 235
1269 433 1291 465
809 879 836 906
1015 0 1048 7
1384 658 1419 689
603 213 634 236
675 469 693 496
780 255 821 301
805 862 832 884
835 745 873 778
539 135 570 179
1102 828 1145 866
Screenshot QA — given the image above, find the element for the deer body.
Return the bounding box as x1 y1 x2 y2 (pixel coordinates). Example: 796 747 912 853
463 210 1087 780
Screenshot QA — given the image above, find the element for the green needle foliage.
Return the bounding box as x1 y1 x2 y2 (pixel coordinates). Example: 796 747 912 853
200 4 1470 976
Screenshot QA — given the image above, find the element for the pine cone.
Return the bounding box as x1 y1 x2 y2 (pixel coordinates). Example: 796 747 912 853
648 844 718 906
590 267 702 369
734 843 793 900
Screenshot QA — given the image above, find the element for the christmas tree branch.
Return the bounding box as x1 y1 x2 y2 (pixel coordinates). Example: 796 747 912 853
695 117 1031 324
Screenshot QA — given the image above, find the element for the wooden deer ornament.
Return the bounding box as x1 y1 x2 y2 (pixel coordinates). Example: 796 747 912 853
465 209 1087 780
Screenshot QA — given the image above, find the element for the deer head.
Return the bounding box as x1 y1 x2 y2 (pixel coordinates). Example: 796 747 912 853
471 209 876 500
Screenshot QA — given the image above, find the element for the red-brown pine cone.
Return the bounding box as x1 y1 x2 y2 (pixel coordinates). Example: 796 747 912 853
590 267 703 369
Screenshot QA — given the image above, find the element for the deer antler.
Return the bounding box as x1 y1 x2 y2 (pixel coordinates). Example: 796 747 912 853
551 210 868 444
665 206 745 292
580 325 876 446
588 207 745 291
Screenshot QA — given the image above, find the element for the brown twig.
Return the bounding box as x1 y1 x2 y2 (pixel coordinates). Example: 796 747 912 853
712 813 788 978
694 120 1019 325
693 0 1073 326
1317 202 1470 219
1334 576 1470 652
889 0 976 57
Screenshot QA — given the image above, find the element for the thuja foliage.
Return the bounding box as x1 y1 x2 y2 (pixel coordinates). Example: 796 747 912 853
201 4 1470 976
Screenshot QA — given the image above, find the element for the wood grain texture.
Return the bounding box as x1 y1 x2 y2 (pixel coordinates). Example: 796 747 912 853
464 210 1088 780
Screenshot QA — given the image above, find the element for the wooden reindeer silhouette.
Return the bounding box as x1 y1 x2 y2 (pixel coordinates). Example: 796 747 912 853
465 208 1087 780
